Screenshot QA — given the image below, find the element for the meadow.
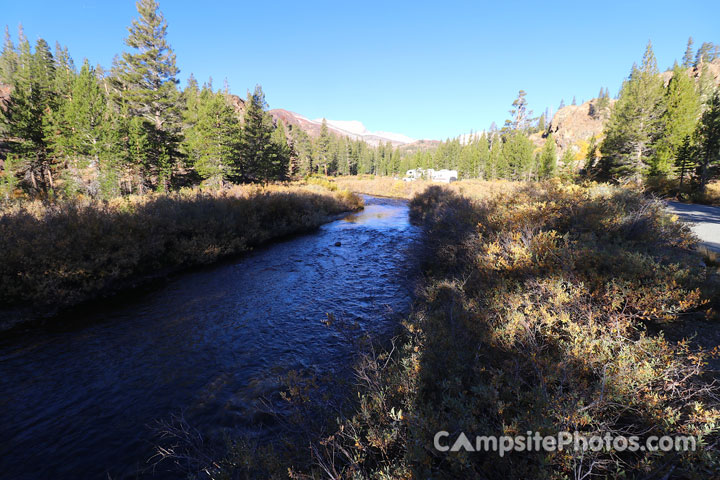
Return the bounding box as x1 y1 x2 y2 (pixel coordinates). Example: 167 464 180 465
0 183 362 328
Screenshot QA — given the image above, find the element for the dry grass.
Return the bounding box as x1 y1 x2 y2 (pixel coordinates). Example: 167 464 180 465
301 181 720 479
333 175 524 200
0 182 362 322
695 181 720 205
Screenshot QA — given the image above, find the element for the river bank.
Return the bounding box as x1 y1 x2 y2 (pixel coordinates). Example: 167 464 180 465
0 183 362 331
287 182 720 479
332 174 522 200
0 195 420 479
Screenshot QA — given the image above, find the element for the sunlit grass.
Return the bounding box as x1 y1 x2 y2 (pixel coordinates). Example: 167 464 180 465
303 181 720 479
332 174 523 200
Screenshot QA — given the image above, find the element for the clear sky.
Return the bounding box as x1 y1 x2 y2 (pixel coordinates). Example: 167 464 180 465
3 0 718 140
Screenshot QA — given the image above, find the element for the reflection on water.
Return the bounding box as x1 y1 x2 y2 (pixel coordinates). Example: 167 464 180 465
342 202 405 226
0 195 420 479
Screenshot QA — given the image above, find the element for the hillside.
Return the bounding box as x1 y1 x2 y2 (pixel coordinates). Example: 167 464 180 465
541 98 614 152
532 58 720 161
268 108 417 147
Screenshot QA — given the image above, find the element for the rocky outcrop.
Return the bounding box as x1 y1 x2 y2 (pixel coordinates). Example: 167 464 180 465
543 59 720 158
660 58 720 86
0 83 11 109
544 98 614 152
226 93 245 114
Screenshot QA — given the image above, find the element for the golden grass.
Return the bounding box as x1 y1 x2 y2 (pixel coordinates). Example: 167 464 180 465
333 175 524 200
301 182 720 479
0 183 362 321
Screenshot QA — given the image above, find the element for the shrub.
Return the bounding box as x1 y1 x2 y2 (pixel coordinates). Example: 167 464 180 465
0 183 362 322
308 182 720 479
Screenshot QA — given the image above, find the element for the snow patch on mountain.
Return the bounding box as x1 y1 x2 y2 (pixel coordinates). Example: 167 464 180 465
314 118 416 145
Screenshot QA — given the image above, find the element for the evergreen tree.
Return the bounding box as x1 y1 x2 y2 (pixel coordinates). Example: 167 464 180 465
291 127 313 176
52 42 75 100
183 85 242 185
0 26 18 84
651 63 700 176
559 148 576 179
315 119 332 175
502 132 534 180
46 60 111 195
584 135 599 173
50 60 106 163
0 36 58 191
537 113 546 133
538 134 557 179
506 90 533 131
683 37 694 68
695 42 716 66
698 63 716 108
599 42 664 181
237 85 285 183
695 90 720 191
271 120 292 179
675 135 696 192
111 0 181 188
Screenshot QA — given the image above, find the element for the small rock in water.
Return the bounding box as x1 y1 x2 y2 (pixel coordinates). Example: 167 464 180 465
334 241 342 247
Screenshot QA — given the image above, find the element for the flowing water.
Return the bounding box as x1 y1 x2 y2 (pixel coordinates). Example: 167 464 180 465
0 195 421 479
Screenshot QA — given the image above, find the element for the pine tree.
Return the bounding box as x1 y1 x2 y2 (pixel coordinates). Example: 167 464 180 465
0 153 19 201
45 60 111 195
698 63 716 108
502 131 534 180
50 60 106 162
506 90 533 132
52 42 75 100
599 42 665 181
237 85 284 183
559 149 576 179
695 42 715 66
316 119 332 175
271 120 292 179
0 26 18 84
291 127 313 176
695 90 720 191
651 63 700 176
675 135 696 193
538 134 557 179
584 135 599 173
183 85 241 185
111 0 181 188
683 37 694 68
0 36 58 191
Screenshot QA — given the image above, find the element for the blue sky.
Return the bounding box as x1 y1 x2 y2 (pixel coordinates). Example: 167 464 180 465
3 0 718 140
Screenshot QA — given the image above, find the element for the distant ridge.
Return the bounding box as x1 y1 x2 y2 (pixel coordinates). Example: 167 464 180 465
268 108 418 147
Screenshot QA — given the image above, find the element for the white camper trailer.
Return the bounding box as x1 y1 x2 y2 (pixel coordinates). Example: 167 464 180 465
429 169 458 183
403 168 457 183
404 169 423 182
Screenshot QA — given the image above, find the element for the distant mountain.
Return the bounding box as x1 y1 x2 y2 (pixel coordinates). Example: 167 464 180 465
268 109 417 147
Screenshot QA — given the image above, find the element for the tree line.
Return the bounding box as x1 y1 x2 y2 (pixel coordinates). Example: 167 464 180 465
1 3 718 199
591 39 720 194
0 0 395 200
394 39 720 190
